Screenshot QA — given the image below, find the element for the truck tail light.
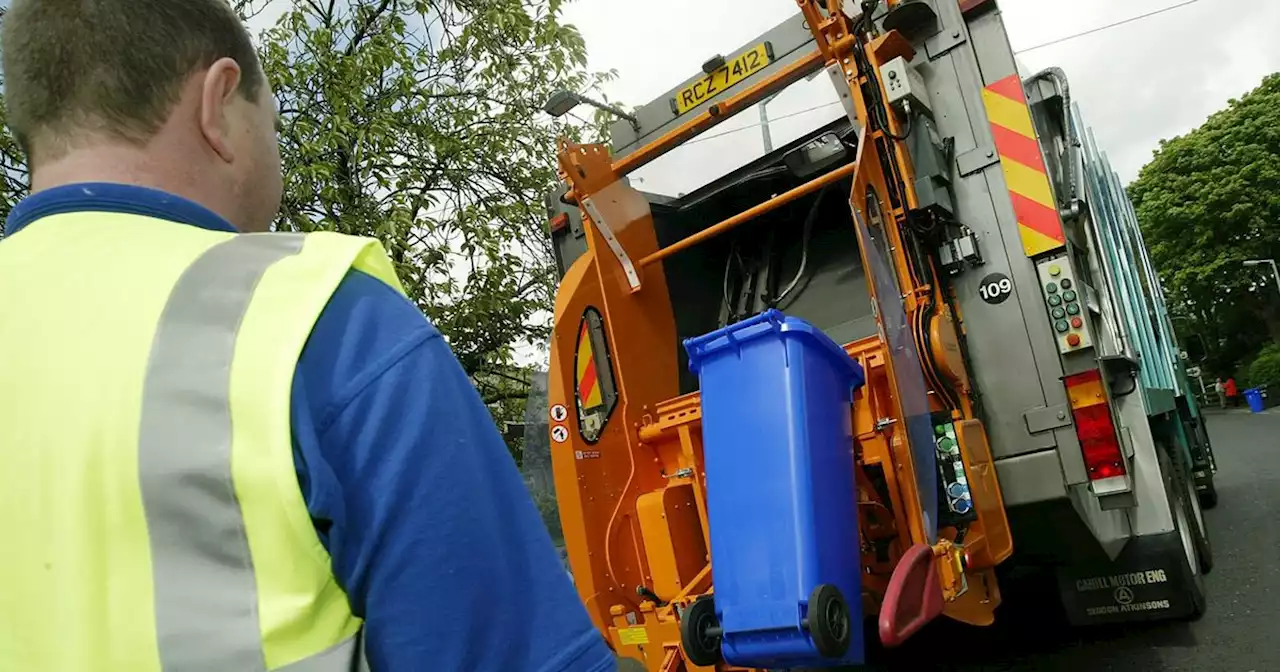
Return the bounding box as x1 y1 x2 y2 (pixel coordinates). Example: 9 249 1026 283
549 212 569 233
1064 370 1125 480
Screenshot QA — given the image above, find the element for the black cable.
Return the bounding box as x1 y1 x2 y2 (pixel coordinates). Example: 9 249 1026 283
859 0 881 34
1014 0 1209 54
773 186 830 306
722 242 745 325
635 585 667 607
850 2 912 143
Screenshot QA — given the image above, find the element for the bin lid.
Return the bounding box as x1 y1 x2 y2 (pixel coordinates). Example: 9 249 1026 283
683 309 865 389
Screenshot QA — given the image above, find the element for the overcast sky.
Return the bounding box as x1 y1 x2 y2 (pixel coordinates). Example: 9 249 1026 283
562 0 1280 187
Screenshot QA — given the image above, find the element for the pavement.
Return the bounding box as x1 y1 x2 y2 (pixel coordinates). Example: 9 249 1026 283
854 409 1280 672
1203 405 1280 416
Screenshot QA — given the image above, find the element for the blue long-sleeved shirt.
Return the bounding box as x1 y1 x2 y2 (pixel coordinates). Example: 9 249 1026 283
4 183 613 672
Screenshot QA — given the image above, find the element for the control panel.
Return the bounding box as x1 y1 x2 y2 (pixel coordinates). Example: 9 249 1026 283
1036 257 1092 354
933 415 976 526
881 56 932 116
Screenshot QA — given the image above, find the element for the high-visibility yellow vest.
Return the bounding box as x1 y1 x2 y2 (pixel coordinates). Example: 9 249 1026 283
0 211 409 671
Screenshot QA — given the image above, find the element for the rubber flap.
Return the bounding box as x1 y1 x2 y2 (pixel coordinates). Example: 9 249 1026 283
878 543 944 648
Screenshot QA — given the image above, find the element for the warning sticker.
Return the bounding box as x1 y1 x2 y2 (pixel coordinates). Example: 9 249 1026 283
574 450 601 460
550 404 568 422
617 627 649 646
551 425 569 443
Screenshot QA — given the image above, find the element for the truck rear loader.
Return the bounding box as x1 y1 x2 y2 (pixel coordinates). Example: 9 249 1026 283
541 1 1217 668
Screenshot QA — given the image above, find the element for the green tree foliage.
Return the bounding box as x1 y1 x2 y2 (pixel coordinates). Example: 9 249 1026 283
1246 343 1280 390
0 94 25 237
0 1 613 459
0 9 28 234
1129 74 1280 376
257 0 611 419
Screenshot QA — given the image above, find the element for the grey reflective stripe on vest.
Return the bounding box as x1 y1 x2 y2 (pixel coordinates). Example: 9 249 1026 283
138 233 365 671
278 632 368 672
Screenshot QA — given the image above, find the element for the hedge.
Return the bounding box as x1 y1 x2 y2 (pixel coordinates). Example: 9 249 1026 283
1246 343 1280 390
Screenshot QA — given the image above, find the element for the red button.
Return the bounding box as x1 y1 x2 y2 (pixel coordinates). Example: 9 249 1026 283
1071 317 1083 329
1067 333 1081 347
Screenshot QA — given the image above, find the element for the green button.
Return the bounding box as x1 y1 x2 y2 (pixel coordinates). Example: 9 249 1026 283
1063 290 1077 302
1052 307 1066 319
938 437 957 455
1055 320 1070 333
1049 264 1062 276
1060 278 1073 290
1045 283 1059 294
1067 303 1081 316
1048 295 1063 307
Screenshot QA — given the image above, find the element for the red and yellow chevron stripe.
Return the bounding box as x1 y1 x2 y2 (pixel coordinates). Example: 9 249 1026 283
576 321 604 409
981 74 1066 258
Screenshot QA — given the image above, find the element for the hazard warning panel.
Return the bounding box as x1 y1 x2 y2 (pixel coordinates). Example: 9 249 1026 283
981 74 1066 258
573 307 617 444
576 319 604 410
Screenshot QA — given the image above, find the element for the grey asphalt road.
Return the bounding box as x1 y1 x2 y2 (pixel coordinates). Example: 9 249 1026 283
858 408 1280 672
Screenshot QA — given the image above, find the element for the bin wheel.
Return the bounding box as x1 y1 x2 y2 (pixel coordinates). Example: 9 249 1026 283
680 596 723 667
807 584 851 658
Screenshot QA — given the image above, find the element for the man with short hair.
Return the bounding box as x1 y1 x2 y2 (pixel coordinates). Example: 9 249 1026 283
0 1 613 670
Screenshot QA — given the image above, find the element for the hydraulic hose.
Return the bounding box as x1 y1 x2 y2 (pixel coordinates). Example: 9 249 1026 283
1030 67 1078 211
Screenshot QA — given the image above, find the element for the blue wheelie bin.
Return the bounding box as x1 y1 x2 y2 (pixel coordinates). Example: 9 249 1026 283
1245 388 1265 414
683 309 866 669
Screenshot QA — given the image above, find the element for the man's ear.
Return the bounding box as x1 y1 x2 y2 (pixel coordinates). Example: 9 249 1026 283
200 57 244 164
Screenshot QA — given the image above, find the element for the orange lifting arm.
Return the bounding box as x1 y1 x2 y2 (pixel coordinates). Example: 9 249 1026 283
636 161 861 269
610 46 835 179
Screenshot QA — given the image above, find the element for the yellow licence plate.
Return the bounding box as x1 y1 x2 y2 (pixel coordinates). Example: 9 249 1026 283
670 42 773 115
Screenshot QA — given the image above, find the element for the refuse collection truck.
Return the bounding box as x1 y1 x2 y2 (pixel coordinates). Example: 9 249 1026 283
541 0 1217 668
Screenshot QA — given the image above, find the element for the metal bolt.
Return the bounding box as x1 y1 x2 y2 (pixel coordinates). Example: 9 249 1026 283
1057 411 1067 420
986 150 995 158
953 30 962 38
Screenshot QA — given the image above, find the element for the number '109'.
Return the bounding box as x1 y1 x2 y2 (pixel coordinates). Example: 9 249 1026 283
980 278 1012 300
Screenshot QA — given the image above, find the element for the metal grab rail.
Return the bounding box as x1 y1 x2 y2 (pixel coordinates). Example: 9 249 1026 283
636 159 860 269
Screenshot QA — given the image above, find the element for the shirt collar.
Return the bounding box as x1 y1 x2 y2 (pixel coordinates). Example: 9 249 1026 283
5 182 239 236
